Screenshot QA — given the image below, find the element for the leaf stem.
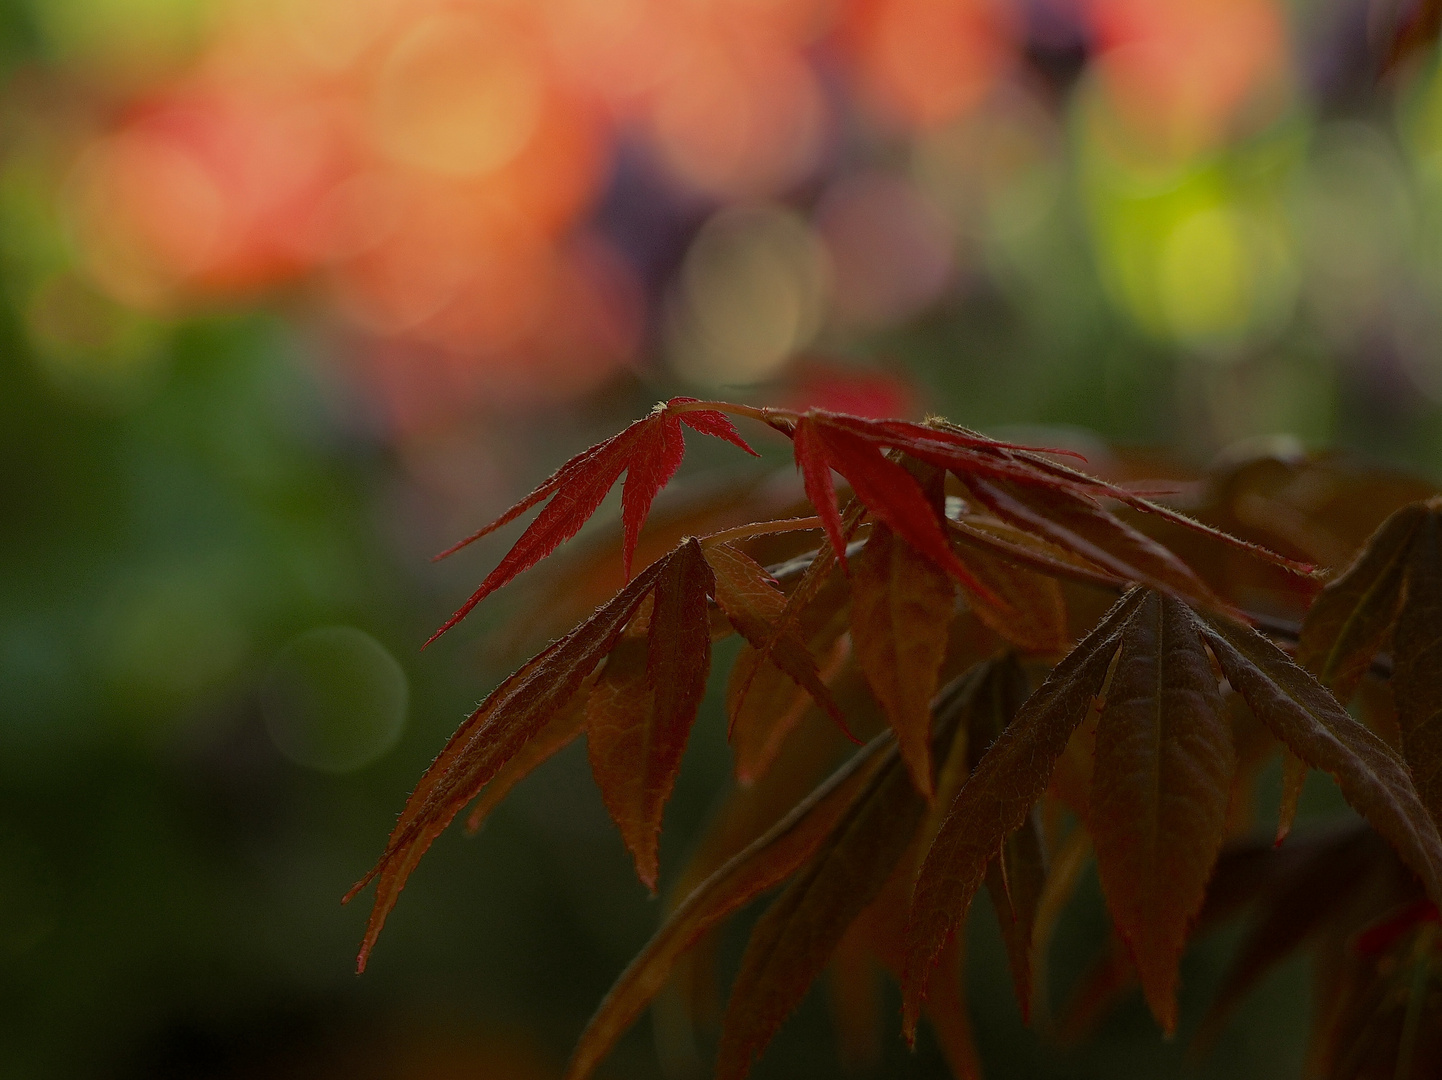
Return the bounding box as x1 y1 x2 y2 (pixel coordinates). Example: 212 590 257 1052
667 398 797 431
701 516 825 548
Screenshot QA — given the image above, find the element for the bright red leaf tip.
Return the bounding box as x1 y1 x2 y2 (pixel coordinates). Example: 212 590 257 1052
791 413 1007 608
424 399 756 646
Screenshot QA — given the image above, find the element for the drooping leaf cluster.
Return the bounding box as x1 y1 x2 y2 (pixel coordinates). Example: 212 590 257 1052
347 399 1442 1079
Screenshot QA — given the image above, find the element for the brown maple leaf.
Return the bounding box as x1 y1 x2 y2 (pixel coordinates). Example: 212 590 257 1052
348 538 727 960
904 589 1442 1038
588 540 715 891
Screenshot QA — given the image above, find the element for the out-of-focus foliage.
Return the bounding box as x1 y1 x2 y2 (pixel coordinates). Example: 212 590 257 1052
6 0 1442 1075
6 0 1442 448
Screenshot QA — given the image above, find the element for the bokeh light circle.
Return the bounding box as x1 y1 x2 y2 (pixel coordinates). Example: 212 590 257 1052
815 171 952 328
371 11 545 178
667 203 829 385
261 626 408 773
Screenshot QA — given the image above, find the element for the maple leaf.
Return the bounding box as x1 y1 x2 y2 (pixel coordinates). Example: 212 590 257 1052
948 534 1069 655
1195 611 1442 909
486 473 811 661
462 674 593 834
789 410 1311 582
587 539 715 890
905 589 1442 1037
346 558 665 970
954 431 1319 579
807 658 1048 1069
850 521 956 795
347 538 723 966
569 658 1009 1080
787 410 1308 633
790 412 1003 603
712 659 1000 1080
1221 692 1276 838
715 723 933 1080
1296 502 1426 703
426 399 756 644
1294 499 1442 833
947 510 1128 594
663 665 1007 1079
1087 592 1234 1033
663 711 851 922
960 476 1237 618
960 656 1044 1019
727 507 868 755
826 924 884 1072
726 636 851 786
912 945 983 1077
902 589 1144 1037
1055 932 1136 1046
844 870 984 1079
565 729 895 1080
709 539 856 783
705 542 845 735
651 711 856 1054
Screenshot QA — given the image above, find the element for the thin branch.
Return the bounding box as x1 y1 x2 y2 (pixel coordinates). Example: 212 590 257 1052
665 398 797 431
700 516 823 548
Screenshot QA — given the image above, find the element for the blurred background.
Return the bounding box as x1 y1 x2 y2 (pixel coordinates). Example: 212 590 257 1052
4 0 1442 1075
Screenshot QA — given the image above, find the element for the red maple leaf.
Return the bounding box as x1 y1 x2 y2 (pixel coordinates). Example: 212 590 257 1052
791 412 1048 604
426 398 756 645
787 410 1310 616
